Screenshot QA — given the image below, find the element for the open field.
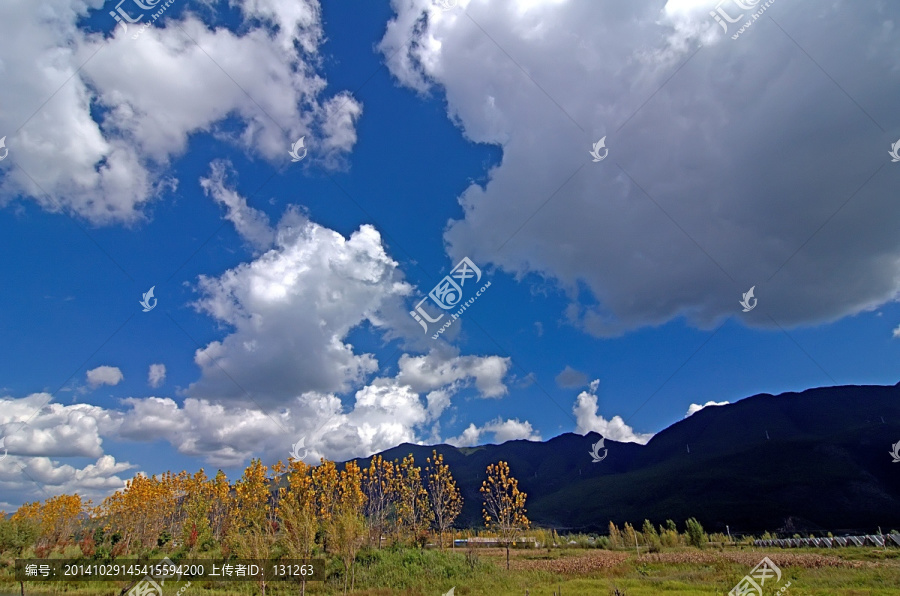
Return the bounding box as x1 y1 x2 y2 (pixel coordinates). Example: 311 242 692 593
4 546 899 596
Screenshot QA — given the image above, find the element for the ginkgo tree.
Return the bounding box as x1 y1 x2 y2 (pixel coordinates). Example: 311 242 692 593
480 460 530 570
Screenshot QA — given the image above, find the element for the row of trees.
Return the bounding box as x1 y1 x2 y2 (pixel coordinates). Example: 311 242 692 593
607 518 707 552
3 452 531 592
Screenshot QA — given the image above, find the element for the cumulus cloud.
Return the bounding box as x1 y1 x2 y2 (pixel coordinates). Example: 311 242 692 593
447 417 541 447
0 395 132 507
118 364 508 466
0 0 361 224
187 205 413 408
555 365 588 388
685 400 730 417
0 453 135 509
893 324 900 339
0 393 121 457
188 171 515 413
148 364 166 388
86 366 124 388
572 381 653 444
396 352 511 398
379 0 900 335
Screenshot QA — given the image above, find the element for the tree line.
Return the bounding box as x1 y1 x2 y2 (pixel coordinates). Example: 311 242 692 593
1 452 530 593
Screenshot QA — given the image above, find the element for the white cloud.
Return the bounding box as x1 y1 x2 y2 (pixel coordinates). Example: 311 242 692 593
0 453 135 508
86 366 124 388
447 423 483 448
114 386 417 466
0 393 134 506
892 324 900 339
201 161 275 252
396 352 511 398
188 206 413 408
117 350 511 465
148 364 166 388
488 418 541 443
425 389 453 419
117 352 513 466
685 400 729 417
0 0 361 224
446 417 541 447
379 0 900 335
0 393 121 458
118 396 282 466
572 382 653 444
187 176 514 413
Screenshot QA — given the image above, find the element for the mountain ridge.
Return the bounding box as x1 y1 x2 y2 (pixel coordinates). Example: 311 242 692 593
351 382 900 534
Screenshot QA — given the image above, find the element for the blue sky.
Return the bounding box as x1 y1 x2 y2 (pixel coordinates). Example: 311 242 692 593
0 0 899 509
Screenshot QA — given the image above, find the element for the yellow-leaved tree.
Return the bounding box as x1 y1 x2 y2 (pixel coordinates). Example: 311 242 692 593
312 459 340 553
227 459 276 596
209 470 231 543
278 458 317 596
12 494 83 554
396 455 433 548
480 460 529 570
333 461 367 594
361 455 397 548
424 450 462 550
180 469 213 554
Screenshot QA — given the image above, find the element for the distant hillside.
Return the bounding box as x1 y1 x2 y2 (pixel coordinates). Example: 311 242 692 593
352 383 900 534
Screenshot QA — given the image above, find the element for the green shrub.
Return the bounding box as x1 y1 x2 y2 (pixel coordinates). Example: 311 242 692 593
0 517 39 556
684 518 706 548
642 520 662 553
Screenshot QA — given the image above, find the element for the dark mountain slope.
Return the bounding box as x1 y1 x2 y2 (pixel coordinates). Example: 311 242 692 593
351 383 900 533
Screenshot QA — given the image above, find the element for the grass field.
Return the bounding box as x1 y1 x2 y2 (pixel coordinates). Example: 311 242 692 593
4 546 899 596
